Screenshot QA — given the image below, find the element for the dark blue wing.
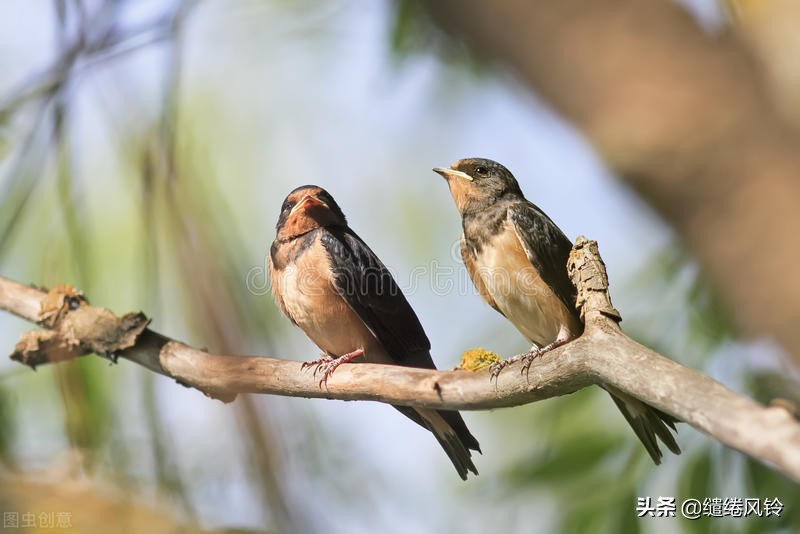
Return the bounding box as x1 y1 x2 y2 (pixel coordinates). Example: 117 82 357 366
320 227 481 459
320 227 435 368
508 201 580 322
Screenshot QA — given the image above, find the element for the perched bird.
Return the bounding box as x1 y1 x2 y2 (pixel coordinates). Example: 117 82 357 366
268 185 481 479
433 158 680 464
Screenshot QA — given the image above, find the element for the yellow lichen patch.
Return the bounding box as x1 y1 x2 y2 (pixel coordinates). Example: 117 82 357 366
456 348 501 371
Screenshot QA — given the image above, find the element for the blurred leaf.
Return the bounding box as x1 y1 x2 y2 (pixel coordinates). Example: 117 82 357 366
141 371 195 519
686 274 737 351
747 371 800 407
53 96 93 287
387 0 487 74
745 458 799 532
624 242 737 368
678 450 712 502
563 510 607 534
76 358 112 444
506 431 624 485
55 357 112 460
389 0 424 56
678 450 714 534
0 385 14 465
610 489 643 534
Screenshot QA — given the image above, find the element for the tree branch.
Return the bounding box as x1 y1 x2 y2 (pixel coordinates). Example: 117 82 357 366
2 238 800 482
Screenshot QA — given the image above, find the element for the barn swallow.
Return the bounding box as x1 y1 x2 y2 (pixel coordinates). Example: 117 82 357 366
433 158 680 464
268 185 480 479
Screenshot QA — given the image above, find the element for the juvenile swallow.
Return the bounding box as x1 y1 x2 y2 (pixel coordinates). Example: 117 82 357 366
433 158 680 464
268 185 480 479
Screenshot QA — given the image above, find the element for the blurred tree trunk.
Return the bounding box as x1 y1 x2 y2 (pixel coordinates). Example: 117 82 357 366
426 0 800 364
728 0 800 125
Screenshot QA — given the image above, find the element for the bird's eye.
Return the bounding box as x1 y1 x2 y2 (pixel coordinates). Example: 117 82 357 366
475 166 488 176
282 201 292 212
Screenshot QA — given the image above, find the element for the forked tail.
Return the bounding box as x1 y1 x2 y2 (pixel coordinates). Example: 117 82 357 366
399 406 480 480
604 386 681 464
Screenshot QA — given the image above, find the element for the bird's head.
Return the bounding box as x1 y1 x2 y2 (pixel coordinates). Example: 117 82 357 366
275 185 347 241
433 158 523 215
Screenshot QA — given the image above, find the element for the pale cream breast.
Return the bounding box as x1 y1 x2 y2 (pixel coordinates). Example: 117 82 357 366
473 220 579 346
270 234 390 362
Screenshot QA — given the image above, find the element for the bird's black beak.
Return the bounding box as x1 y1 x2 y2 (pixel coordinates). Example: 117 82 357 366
432 167 473 182
291 194 329 215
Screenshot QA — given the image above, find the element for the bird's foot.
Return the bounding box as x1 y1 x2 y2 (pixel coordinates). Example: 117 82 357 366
489 357 516 380
520 338 571 373
301 352 334 371
489 338 570 379
519 346 543 375
489 348 540 379
303 348 365 388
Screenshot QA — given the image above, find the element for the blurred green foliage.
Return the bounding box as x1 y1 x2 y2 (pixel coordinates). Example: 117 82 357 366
389 0 487 74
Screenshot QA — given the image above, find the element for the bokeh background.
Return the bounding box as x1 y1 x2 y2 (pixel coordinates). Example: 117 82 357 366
0 1 798 532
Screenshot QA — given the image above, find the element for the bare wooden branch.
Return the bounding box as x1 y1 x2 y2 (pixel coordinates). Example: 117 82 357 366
2 239 800 482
